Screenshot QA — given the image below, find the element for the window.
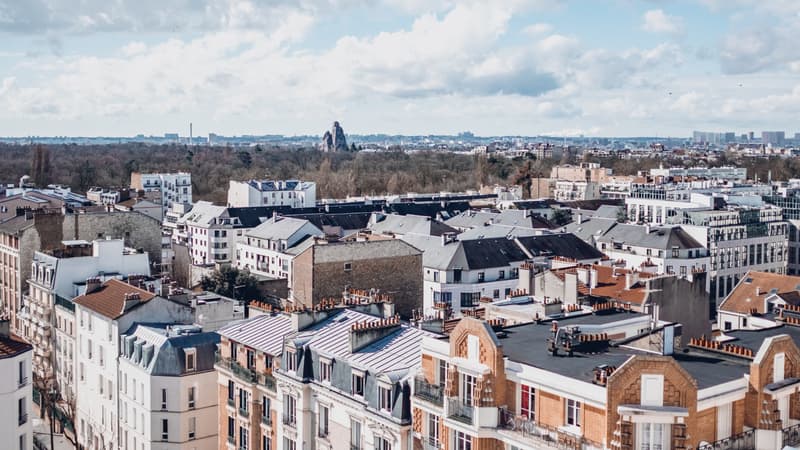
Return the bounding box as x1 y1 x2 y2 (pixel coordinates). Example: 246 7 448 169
461 373 476 406
318 405 329 437
186 349 196 371
437 359 448 386
161 419 169 441
565 399 581 427
261 395 271 423
492 289 499 299
18 361 26 386
460 292 480 308
433 271 439 282
344 262 352 272
350 419 362 450
228 416 235 439
455 431 472 450
285 350 297 372
227 380 235 400
239 388 249 413
477 272 485 282
246 349 255 370
188 417 196 440
427 413 440 446
283 437 296 450
319 361 331 382
375 437 392 450
18 397 27 425
433 291 452 305
499 270 505 280
240 427 249 450
161 389 167 409
283 395 296 425
521 384 535 420
19 434 26 450
637 423 668 450
453 269 462 283
263 436 272 450
352 372 365 396
379 386 393 412
188 387 196 409
672 247 679 258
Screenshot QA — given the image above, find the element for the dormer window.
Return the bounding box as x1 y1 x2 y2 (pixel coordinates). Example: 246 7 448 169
378 385 393 412
185 348 196 371
351 371 365 397
285 350 297 372
319 360 332 382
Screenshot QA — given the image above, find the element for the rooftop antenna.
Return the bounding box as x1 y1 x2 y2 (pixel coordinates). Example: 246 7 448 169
189 122 193 146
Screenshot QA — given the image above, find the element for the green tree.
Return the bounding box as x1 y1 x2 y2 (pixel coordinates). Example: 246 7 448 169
551 208 573 226
200 266 259 300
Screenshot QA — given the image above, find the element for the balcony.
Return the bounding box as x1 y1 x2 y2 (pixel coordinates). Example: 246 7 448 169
447 398 474 425
227 397 235 408
260 373 276 392
238 406 249 417
414 377 444 406
423 437 440 450
261 414 272 426
18 413 28 426
318 428 329 439
18 377 28 388
497 407 564 449
783 424 800 449
216 352 257 383
227 435 235 445
699 429 755 450
282 413 296 427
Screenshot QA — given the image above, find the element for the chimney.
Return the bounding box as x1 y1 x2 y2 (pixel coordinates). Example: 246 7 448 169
756 286 761 296
625 271 640 290
441 232 457 246
645 224 651 234
124 292 141 310
349 316 401 353
86 277 102 294
577 213 583 224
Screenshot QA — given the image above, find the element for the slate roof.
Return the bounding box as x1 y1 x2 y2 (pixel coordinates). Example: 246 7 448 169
564 217 618 244
596 224 704 250
73 279 157 319
383 201 471 219
121 324 220 376
719 271 800 315
498 312 746 388
458 224 540 240
245 216 322 241
291 212 372 231
369 213 458 237
517 234 604 261
461 238 530 270
217 313 294 356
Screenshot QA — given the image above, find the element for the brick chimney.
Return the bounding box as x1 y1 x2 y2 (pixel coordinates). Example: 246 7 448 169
86 277 102 294
123 292 141 310
350 316 401 352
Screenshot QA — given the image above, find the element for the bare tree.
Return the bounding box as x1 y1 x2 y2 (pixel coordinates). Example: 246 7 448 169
59 390 79 449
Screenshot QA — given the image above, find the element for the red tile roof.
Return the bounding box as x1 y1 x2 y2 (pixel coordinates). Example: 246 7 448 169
0 334 32 358
719 271 800 315
73 279 156 319
551 264 650 305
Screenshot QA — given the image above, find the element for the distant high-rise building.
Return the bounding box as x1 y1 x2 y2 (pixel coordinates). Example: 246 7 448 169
762 131 785 146
692 131 734 145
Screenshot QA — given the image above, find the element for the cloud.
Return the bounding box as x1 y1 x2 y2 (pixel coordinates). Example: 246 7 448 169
641 9 683 35
522 22 552 35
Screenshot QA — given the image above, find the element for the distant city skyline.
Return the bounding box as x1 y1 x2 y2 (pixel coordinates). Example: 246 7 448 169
0 0 798 137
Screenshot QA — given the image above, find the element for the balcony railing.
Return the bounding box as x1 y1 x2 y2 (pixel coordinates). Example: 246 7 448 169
227 435 235 445
414 377 444 406
423 437 440 450
260 373 276 392
227 397 235 408
318 428 329 438
238 406 249 417
282 413 296 426
216 352 257 383
496 406 569 448
18 377 28 388
783 424 800 449
261 414 272 426
699 429 755 450
447 398 473 425
18 413 28 426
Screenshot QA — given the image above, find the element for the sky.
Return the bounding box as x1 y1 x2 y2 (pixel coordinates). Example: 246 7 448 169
0 0 798 138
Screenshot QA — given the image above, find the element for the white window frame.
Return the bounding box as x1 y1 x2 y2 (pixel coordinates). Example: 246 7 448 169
565 398 581 428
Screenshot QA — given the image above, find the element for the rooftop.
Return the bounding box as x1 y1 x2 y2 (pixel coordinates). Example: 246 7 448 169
73 279 157 319
719 271 800 315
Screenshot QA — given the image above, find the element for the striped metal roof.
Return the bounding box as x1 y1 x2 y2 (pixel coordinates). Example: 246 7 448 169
218 314 293 356
297 309 438 374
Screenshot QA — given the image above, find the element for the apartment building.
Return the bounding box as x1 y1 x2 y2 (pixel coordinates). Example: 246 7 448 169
118 324 220 450
402 233 603 319
291 238 423 318
550 163 612 183
717 270 800 332
130 172 193 216
678 206 789 305
227 180 316 208
216 296 434 450
20 238 149 401
73 279 196 450
0 320 33 450
235 216 323 280
553 181 601 202
412 313 800 450
649 166 747 182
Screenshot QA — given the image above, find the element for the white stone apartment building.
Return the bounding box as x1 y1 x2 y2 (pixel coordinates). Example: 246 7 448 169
0 320 33 450
177 202 234 266
73 279 196 450
118 324 220 450
552 180 601 202
402 233 603 318
20 239 149 397
227 180 316 208
235 216 323 280
215 299 433 450
131 172 193 216
679 206 789 305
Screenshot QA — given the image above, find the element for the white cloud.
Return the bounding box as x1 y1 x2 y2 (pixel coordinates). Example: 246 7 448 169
641 9 684 35
522 22 552 35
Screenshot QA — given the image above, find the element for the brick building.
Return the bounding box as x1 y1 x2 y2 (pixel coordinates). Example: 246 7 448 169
412 313 800 450
291 239 423 318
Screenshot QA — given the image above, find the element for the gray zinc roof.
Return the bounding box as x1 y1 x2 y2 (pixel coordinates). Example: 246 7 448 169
218 313 293 356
